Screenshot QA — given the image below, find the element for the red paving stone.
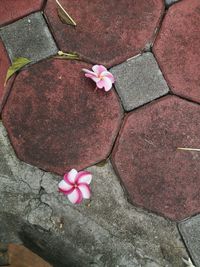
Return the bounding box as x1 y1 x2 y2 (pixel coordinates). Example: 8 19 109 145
45 0 164 68
0 0 44 26
112 96 200 221
153 0 200 103
7 244 52 267
0 40 11 112
2 59 122 175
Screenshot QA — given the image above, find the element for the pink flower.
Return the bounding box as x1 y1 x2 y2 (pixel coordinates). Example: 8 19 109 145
58 169 92 204
82 65 115 92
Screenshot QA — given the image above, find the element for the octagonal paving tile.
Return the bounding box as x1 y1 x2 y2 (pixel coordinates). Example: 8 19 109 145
112 96 200 221
0 0 44 26
0 39 13 113
2 59 123 175
153 0 200 103
45 0 164 68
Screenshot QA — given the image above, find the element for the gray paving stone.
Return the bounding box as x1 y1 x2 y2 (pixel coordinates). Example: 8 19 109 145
0 121 188 266
0 12 58 63
110 52 169 111
165 0 180 7
179 215 200 267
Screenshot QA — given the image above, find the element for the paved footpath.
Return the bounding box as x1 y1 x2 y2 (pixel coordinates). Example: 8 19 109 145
0 0 200 266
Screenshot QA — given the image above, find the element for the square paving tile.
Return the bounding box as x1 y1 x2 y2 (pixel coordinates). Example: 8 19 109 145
110 52 169 111
179 215 200 267
165 0 179 7
0 12 58 63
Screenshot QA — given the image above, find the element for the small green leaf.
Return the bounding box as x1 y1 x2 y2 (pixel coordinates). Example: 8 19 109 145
56 0 76 26
5 57 31 85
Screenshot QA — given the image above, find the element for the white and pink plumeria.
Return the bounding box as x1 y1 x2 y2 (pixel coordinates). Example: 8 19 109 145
58 169 92 204
82 65 115 92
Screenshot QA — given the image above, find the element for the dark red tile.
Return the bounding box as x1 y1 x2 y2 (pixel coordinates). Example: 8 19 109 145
153 0 200 103
2 59 122 175
45 0 164 68
0 0 44 26
112 96 200 221
0 40 12 113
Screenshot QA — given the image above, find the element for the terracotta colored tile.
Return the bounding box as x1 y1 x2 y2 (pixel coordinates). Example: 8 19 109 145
0 40 12 113
112 96 200 221
2 59 122 175
153 0 200 103
0 0 44 26
45 0 164 67
6 244 52 267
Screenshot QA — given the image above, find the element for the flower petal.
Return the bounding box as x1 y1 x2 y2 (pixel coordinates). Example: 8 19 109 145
92 65 107 75
82 68 97 77
101 71 115 83
85 73 98 80
76 171 92 184
58 180 74 194
102 76 113 91
64 169 78 184
68 188 83 204
90 76 101 83
78 183 91 199
96 79 105 89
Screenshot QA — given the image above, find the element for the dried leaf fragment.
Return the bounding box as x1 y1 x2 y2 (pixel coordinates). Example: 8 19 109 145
56 0 76 26
177 147 200 152
55 51 80 60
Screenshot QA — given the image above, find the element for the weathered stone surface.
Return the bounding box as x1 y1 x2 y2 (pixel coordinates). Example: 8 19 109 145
45 0 164 67
0 12 58 64
110 52 169 111
0 122 188 266
153 0 200 103
0 0 44 26
165 0 180 7
112 96 200 221
0 243 9 266
179 215 200 267
2 59 122 175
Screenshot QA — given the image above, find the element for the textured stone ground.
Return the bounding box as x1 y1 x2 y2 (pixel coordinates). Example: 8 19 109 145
0 0 200 266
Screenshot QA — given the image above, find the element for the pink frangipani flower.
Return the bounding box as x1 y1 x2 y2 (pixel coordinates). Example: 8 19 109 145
58 169 92 204
82 65 115 92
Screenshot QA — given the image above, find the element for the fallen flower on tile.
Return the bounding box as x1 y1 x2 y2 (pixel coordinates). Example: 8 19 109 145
82 65 115 92
58 169 92 204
